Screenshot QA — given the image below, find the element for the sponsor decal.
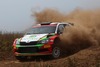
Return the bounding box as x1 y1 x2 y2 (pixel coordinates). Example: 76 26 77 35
21 34 48 42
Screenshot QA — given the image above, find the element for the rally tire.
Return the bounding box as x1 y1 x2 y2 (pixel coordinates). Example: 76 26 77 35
52 46 61 59
51 38 62 59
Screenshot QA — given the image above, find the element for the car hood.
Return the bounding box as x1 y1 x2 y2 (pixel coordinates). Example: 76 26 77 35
20 34 48 42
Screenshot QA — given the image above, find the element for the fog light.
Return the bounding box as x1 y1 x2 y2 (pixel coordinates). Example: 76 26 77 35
14 46 17 49
44 45 51 48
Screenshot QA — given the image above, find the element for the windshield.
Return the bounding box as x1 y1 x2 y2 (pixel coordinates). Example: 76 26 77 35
26 26 56 34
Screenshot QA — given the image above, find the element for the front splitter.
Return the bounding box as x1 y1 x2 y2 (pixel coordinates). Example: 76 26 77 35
15 52 52 56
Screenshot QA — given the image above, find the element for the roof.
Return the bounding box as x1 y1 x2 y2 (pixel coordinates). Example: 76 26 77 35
40 22 74 25
33 22 74 28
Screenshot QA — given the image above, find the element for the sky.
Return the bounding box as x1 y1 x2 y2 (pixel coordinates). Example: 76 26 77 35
0 0 100 32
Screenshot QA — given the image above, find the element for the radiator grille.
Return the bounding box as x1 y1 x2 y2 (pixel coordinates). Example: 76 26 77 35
17 47 38 53
20 41 38 45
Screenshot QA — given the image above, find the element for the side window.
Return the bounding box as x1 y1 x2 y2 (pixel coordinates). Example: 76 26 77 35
57 24 65 34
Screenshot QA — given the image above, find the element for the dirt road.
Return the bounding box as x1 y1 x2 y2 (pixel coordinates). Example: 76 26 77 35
0 46 100 67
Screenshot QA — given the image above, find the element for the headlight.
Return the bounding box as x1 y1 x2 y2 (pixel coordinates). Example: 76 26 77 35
16 40 20 44
39 39 49 44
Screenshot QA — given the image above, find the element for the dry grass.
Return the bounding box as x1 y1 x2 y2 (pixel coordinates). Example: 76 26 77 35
0 32 22 60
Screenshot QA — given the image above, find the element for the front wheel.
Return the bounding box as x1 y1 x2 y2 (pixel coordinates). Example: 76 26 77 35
52 46 61 59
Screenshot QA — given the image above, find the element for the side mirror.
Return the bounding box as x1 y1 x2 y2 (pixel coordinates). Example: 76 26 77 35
57 31 62 34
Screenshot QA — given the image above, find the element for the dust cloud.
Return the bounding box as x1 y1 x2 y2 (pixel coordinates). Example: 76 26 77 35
33 9 100 52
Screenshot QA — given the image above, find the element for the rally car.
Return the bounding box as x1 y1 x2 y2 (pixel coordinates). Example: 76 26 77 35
13 22 73 60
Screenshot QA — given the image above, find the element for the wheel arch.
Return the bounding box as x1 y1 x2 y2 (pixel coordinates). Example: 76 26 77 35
53 37 60 44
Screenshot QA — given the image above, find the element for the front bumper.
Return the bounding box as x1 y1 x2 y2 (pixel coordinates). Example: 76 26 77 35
13 44 52 56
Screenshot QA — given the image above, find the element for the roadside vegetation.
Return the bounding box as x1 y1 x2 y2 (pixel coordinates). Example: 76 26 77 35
0 32 22 60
